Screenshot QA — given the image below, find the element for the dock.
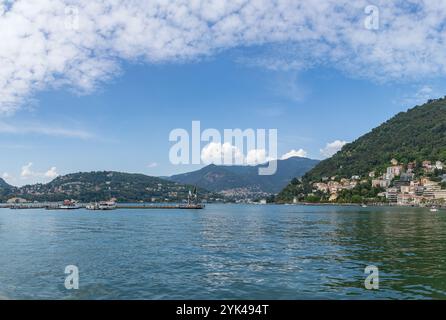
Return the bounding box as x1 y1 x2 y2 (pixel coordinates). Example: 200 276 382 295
1 203 205 210
116 204 205 210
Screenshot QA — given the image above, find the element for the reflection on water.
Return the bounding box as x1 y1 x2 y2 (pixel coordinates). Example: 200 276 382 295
0 205 445 299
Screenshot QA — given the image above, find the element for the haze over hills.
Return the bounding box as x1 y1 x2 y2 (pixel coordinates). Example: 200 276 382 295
278 98 446 202
0 171 216 203
169 157 320 198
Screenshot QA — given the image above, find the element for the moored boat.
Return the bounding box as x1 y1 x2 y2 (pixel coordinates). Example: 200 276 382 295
58 200 81 210
98 201 117 210
86 201 117 210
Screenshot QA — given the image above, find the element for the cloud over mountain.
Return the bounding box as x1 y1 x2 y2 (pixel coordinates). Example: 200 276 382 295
320 140 347 158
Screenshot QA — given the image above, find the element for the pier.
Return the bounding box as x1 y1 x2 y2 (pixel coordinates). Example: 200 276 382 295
116 204 205 210
0 203 205 210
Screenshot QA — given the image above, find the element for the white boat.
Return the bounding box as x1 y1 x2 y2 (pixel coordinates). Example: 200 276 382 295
430 207 439 212
86 202 99 210
98 201 117 210
361 204 368 208
86 201 116 210
58 200 80 210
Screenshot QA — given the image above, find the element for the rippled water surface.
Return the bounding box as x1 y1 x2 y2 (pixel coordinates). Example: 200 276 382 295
1 204 446 299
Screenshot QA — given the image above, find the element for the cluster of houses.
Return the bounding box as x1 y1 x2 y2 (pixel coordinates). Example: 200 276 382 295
312 178 362 202
311 159 446 205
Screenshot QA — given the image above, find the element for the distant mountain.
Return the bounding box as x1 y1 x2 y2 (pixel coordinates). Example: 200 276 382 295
278 97 446 201
0 178 12 189
169 157 319 198
0 178 15 200
1 171 216 203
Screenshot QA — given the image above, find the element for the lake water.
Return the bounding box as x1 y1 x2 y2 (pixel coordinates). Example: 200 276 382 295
0 204 445 300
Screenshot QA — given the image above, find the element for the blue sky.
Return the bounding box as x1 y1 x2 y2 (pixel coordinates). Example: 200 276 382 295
1 1 445 186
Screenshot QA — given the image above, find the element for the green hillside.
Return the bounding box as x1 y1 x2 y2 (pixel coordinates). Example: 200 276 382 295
278 98 446 202
0 178 12 189
0 178 14 200
1 171 214 203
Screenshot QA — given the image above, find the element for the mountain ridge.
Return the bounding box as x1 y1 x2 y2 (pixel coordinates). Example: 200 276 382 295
169 157 320 198
0 171 216 203
0 178 12 189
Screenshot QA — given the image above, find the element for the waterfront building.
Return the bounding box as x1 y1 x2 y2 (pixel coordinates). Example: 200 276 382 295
415 186 424 196
7 197 28 204
423 183 441 199
372 179 390 188
387 165 403 177
386 188 398 203
397 194 414 206
313 182 329 193
433 190 446 199
400 185 411 194
394 180 410 189
400 172 414 181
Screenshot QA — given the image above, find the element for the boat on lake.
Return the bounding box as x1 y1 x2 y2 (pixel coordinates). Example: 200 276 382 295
58 200 81 210
98 201 117 210
86 201 117 210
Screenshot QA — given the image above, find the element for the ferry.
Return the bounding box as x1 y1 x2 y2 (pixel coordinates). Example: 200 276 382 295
58 200 81 210
98 201 117 210
86 202 98 210
86 201 117 210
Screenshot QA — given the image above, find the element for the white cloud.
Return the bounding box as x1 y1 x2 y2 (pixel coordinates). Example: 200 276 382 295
320 140 348 158
399 85 439 107
1 1 446 113
201 142 245 165
281 149 308 159
44 167 59 179
20 162 59 180
201 143 309 165
1 172 15 185
0 121 93 139
246 149 268 165
21 162 35 179
147 162 158 168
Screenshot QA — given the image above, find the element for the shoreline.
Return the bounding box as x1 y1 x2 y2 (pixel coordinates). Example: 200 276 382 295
1 201 442 210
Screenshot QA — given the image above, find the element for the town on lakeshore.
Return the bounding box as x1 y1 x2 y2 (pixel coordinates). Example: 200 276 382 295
2 158 446 210
305 158 446 207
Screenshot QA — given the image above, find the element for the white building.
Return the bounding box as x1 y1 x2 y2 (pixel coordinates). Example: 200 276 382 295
7 197 28 204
